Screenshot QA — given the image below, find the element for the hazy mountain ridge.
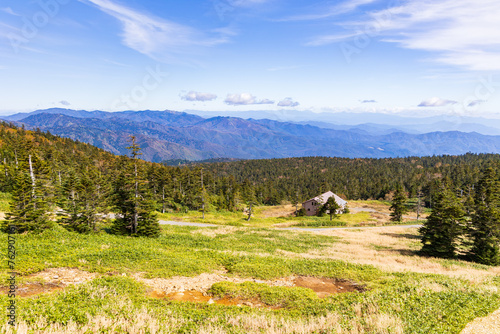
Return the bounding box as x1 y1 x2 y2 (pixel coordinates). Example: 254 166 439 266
4 109 500 162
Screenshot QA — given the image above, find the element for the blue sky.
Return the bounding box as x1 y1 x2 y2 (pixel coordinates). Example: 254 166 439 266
1 0 500 118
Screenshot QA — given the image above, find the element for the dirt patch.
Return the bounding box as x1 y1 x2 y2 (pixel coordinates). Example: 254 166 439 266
133 270 294 294
151 290 273 308
147 273 365 308
0 268 99 298
294 276 365 298
0 282 64 297
30 268 99 285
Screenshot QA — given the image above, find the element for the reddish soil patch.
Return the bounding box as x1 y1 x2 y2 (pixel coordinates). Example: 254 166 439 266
150 290 274 308
293 276 365 298
0 282 64 297
150 276 366 308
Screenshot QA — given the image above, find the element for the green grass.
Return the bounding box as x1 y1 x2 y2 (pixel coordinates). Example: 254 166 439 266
292 212 373 227
0 222 499 333
0 192 11 212
0 225 340 279
1 273 496 333
158 208 382 228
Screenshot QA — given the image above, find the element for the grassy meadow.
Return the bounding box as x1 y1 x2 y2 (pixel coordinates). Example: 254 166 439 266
0 196 498 333
159 200 425 228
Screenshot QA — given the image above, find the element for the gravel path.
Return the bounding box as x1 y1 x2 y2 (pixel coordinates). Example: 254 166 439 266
158 220 421 231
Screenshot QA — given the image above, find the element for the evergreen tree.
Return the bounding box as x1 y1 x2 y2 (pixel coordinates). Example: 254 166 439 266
4 163 51 233
390 186 408 222
58 169 107 233
110 137 160 237
321 196 340 221
419 180 466 258
470 167 500 265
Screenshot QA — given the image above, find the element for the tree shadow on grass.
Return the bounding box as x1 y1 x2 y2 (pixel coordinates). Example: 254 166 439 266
380 232 422 240
382 248 420 256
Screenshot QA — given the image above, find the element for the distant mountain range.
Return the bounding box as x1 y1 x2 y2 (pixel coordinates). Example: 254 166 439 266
3 108 500 162
187 109 500 136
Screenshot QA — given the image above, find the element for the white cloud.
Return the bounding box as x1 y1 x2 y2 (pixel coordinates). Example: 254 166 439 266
308 0 500 71
182 91 217 102
418 97 457 107
361 100 377 103
59 100 71 106
277 98 300 107
80 0 231 61
224 93 274 106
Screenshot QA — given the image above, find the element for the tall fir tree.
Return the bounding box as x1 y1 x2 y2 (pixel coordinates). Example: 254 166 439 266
419 180 466 258
110 137 160 237
4 158 51 233
58 169 107 233
470 167 500 265
390 185 408 222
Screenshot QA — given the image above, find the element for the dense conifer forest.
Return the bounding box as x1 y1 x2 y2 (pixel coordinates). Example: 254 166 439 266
201 154 500 205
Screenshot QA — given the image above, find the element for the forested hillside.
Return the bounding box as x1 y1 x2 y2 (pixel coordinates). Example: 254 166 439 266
0 122 247 217
200 154 500 205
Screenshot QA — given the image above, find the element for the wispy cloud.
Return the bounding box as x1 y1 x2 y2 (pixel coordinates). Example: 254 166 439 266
308 0 500 71
0 7 20 16
277 97 300 107
182 91 217 102
305 33 359 47
80 0 231 61
418 97 457 107
59 100 71 106
280 0 378 21
224 93 274 106
361 99 377 103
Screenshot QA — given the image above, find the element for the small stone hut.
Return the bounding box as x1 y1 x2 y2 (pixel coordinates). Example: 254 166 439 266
302 191 347 216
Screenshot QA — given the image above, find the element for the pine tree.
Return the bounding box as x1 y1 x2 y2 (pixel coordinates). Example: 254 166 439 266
470 167 500 265
4 161 51 233
110 137 160 237
419 180 466 258
390 186 408 222
321 196 340 221
58 169 107 233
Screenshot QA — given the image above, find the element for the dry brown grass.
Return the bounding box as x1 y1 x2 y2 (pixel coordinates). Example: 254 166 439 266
3 303 402 334
192 226 237 238
461 307 500 334
201 304 403 334
258 204 296 218
2 308 181 334
282 227 500 283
